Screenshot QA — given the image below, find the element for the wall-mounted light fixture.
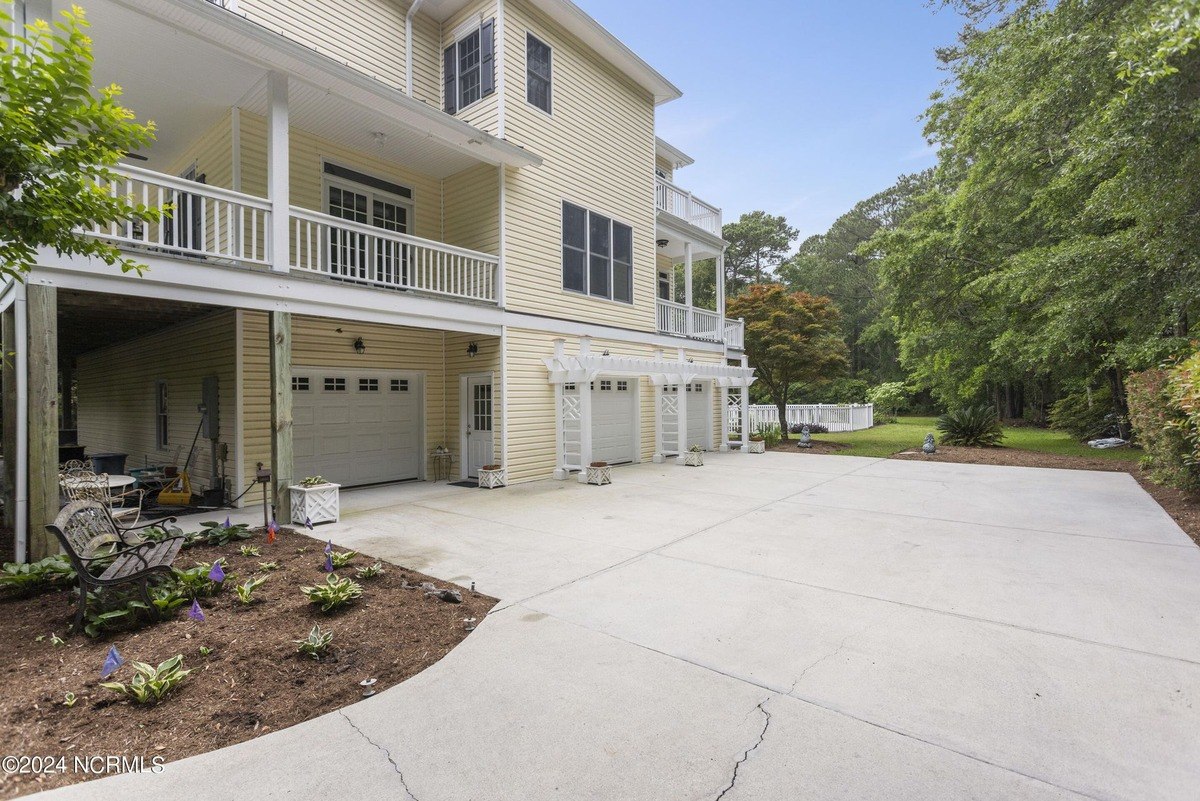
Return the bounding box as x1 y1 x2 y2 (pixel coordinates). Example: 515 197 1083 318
601 349 610 356
467 341 479 358
353 337 366 355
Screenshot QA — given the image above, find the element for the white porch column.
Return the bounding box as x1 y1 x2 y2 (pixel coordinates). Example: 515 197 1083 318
552 338 568 480
267 72 290 273
652 348 666 463
683 241 694 336
675 348 690 464
576 337 593 483
740 355 751 450
716 249 726 338
719 383 731 452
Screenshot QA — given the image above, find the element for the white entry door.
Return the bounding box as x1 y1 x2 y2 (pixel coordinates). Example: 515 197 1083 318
592 378 637 464
686 381 711 449
463 375 494 478
292 369 422 486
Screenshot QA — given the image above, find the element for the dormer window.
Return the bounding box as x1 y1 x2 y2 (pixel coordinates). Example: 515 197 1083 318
444 19 495 115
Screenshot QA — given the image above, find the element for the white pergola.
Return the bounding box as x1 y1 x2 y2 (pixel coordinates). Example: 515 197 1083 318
543 337 755 480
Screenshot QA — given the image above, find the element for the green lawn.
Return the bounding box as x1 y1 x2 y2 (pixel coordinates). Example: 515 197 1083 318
814 416 1140 461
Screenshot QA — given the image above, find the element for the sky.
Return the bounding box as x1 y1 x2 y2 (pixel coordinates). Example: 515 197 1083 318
573 0 967 240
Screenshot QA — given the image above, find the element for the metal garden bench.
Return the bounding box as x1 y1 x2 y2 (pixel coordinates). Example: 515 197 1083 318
46 500 183 632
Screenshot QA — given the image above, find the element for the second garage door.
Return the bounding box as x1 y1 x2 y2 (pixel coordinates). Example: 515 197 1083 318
292 368 422 486
686 381 712 449
592 378 636 465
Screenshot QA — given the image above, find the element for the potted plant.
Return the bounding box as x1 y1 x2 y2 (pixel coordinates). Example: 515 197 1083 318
289 476 340 525
478 464 506 489
585 460 611 486
747 434 766 454
684 445 704 467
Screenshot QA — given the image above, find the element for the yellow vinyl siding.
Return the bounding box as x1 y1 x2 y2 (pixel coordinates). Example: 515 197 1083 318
499 0 657 331
236 0 410 92
75 311 238 495
443 163 500 254
240 312 500 488
411 11 443 106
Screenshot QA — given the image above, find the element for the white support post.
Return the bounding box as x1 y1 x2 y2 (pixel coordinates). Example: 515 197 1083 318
740 355 751 450
716 249 726 340
267 72 289 273
720 384 731 452
576 337 593 483
552 338 568 480
684 241 694 336
652 381 665 463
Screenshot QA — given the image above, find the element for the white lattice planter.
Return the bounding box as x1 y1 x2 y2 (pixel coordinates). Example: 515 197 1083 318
585 464 612 486
683 451 705 467
289 482 341 525
747 440 766 454
478 466 507 489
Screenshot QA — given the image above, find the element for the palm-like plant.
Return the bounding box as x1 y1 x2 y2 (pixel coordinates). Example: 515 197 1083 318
936 405 1004 447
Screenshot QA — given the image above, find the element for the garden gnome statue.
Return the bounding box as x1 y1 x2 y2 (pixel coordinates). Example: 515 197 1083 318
922 433 936 454
797 425 813 449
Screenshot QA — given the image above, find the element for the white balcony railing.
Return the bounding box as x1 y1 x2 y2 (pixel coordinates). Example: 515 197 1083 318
724 318 745 350
86 164 271 266
288 208 499 303
655 177 721 236
731 403 875 434
656 298 743 347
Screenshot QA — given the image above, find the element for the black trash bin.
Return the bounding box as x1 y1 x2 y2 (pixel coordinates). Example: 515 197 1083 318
89 452 128 476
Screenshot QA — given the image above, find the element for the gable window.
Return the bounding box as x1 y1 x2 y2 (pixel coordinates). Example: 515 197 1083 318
444 19 495 114
562 201 633 303
155 381 169 449
526 33 552 113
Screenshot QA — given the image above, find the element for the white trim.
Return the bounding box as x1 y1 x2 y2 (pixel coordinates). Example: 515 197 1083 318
230 106 242 192
496 0 506 137
500 326 509 473
266 72 289 274
498 167 507 307
13 282 28 563
320 165 416 237
655 137 694 170
405 0 426 97
234 308 246 506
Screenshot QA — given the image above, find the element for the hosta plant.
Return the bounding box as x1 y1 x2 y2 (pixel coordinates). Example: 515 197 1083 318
235 576 269 604
300 574 363 613
100 655 192 704
330 550 357 569
936 405 1005 447
295 624 334 660
355 562 384 580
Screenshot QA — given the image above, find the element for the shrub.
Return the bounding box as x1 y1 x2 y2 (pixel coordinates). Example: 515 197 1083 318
755 423 782 447
789 423 828 435
1166 351 1200 469
1048 387 1119 440
100 655 192 704
300 574 363 613
867 382 909 421
1127 367 1200 491
936 405 1004 447
187 521 254 549
295 625 334 660
0 555 75 596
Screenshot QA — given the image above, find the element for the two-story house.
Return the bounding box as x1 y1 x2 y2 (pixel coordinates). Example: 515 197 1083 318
1 0 756 560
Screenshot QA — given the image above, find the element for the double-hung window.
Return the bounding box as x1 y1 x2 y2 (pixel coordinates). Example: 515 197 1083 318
444 19 496 114
526 33 552 113
562 202 633 303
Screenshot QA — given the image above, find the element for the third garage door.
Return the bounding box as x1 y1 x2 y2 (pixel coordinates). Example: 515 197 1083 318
592 378 636 465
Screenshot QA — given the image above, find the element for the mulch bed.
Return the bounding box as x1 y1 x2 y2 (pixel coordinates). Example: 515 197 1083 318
0 526 496 799
889 445 1200 548
766 440 851 455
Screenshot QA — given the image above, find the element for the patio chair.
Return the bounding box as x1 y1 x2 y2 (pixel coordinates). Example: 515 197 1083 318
46 500 182 633
59 471 146 526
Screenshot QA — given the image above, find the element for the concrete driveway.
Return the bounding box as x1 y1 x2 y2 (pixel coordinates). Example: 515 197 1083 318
38 453 1200 800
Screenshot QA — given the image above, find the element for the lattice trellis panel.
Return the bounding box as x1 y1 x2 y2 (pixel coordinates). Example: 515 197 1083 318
560 391 582 469
727 388 743 437
659 392 679 454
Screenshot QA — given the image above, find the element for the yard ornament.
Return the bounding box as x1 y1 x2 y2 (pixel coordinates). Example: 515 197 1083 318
324 540 333 554
100 645 125 679
223 516 232 529
324 552 334 573
922 433 937 454
188 599 206 622
797 425 813 449
305 516 314 530
208 561 226 583
267 518 278 544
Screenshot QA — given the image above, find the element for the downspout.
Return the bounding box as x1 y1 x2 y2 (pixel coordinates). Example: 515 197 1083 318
405 0 425 97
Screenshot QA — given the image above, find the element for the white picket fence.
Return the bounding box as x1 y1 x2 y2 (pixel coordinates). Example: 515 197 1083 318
731 403 875 434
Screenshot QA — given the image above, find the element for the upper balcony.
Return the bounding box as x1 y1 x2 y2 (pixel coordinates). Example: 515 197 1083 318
655 177 722 237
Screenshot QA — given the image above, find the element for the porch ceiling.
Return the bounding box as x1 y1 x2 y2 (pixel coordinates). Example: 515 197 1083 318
84 0 540 177
56 290 218 362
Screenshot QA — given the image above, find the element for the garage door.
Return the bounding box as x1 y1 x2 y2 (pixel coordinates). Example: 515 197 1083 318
592 378 636 465
292 369 421 486
686 381 711 449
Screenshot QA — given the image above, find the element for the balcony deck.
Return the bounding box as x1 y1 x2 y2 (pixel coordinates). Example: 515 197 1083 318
655 177 722 237
656 298 744 349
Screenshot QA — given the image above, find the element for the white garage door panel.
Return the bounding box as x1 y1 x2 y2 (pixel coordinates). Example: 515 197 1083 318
592 378 636 465
687 383 710 449
293 369 421 486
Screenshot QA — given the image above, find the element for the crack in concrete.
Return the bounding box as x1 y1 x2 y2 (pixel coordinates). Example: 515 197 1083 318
340 710 419 801
715 698 773 800
788 619 882 693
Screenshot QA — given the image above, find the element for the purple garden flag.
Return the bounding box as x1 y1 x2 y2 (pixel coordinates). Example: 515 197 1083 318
208 561 225 583
100 645 124 679
188 599 206 622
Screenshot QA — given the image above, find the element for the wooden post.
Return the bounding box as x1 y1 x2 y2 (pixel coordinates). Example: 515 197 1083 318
2 307 16 542
26 284 57 559
269 311 293 522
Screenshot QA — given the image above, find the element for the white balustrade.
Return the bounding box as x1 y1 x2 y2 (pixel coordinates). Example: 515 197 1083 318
730 403 876 434
86 164 271 265
655 177 722 236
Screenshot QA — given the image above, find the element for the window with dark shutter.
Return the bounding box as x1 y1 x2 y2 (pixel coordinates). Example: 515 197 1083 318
561 202 635 303
526 33 552 113
444 20 496 115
